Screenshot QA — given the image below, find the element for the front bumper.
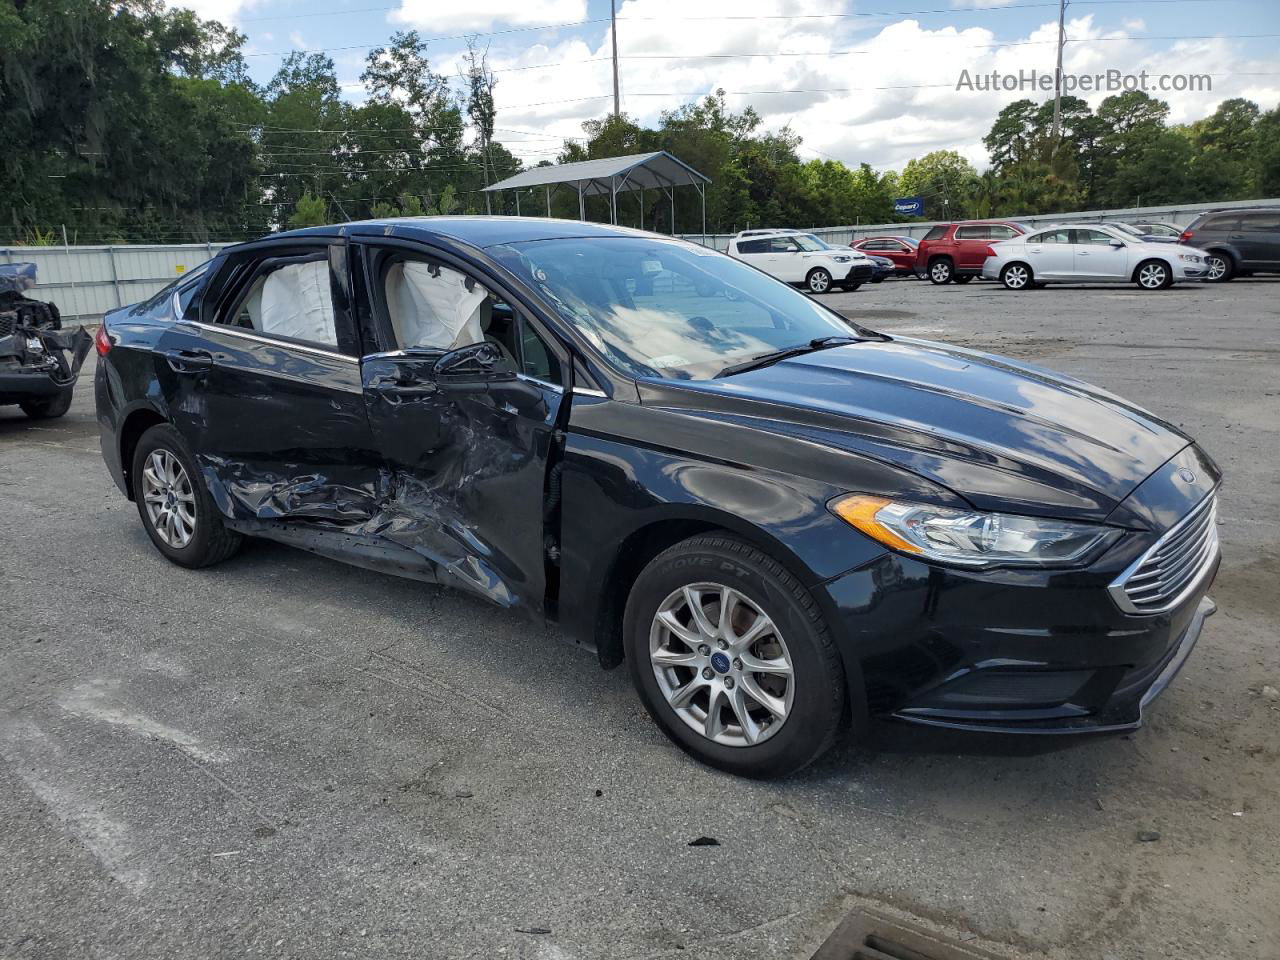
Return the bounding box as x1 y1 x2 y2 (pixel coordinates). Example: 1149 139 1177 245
823 554 1218 735
822 446 1222 735
842 264 874 284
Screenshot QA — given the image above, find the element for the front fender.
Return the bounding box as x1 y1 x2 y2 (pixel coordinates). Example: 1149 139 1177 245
555 397 945 668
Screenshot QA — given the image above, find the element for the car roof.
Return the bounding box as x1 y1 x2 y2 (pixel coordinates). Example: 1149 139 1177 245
734 230 809 240
246 216 659 251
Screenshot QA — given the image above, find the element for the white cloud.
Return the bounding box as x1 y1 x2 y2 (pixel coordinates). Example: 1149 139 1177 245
473 1 1279 174
951 0 1017 7
389 0 588 32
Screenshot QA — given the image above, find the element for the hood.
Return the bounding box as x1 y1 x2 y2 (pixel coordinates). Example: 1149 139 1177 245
643 337 1191 522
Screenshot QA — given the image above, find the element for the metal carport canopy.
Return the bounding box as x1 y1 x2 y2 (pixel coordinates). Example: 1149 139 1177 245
482 151 710 236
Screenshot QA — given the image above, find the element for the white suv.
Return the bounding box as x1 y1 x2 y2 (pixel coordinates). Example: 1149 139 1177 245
727 230 874 293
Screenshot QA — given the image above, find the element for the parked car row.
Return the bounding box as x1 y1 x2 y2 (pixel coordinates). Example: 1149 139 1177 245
730 206 1280 294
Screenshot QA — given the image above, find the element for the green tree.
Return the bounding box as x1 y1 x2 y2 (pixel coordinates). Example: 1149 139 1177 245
288 191 327 228
899 151 980 220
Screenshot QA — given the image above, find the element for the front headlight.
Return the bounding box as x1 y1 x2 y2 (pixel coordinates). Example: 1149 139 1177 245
1178 253 1200 262
830 494 1118 568
832 255 851 263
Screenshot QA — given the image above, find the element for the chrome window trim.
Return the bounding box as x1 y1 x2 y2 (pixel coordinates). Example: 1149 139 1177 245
189 320 358 363
1109 491 1220 616
572 386 607 398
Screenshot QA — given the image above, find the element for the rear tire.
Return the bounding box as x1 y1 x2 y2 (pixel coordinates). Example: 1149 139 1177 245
19 388 73 419
953 274 974 284
624 534 846 779
843 282 862 292
1000 262 1032 290
132 423 243 569
928 258 953 284
1204 251 1234 282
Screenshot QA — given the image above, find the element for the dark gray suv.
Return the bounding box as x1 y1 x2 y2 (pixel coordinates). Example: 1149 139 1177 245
1180 207 1280 281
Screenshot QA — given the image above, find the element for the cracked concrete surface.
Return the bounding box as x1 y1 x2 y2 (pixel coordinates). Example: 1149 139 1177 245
1 277 1277 959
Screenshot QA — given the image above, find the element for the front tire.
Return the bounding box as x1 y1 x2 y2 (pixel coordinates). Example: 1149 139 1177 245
624 534 846 778
928 258 953 284
1204 251 1234 282
1000 262 1032 290
132 423 243 569
806 268 833 294
19 387 73 419
953 274 974 284
1135 259 1173 290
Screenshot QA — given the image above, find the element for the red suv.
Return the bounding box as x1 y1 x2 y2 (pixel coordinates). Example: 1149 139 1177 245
850 236 918 274
915 221 1029 284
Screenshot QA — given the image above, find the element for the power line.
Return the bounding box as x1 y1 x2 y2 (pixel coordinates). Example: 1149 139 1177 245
238 1 1259 58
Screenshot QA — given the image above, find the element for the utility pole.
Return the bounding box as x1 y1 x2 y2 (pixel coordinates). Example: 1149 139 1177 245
611 0 621 117
1050 0 1068 141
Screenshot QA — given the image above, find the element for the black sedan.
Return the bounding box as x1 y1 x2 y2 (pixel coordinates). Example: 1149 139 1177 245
95 217 1221 778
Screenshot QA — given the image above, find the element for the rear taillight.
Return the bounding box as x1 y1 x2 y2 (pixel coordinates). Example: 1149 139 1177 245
983 245 996 258
1179 229 1194 244
94 324 112 356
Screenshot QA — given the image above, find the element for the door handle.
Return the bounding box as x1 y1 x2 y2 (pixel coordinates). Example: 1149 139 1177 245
373 377 437 400
163 348 213 372
1078 251 1090 256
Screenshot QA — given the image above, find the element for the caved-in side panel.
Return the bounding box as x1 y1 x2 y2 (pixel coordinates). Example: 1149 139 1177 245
359 354 564 613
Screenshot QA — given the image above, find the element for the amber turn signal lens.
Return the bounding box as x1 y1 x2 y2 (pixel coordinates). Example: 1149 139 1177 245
829 494 922 554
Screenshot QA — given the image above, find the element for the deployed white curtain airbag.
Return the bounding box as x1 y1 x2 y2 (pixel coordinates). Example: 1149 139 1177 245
386 261 488 350
259 260 337 346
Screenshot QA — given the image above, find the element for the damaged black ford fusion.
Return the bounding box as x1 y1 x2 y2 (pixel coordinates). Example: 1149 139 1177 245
95 218 1220 778
0 263 92 419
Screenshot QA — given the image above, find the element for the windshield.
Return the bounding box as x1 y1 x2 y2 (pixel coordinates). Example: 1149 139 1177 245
793 234 829 251
490 237 866 381
1110 223 1144 237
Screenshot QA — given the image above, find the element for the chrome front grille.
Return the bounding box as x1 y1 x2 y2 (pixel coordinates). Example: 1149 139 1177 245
1110 493 1219 615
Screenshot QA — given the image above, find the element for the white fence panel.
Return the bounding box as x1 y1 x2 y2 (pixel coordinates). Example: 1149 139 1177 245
1 243 233 320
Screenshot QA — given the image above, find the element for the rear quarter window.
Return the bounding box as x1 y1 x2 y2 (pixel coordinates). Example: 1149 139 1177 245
922 226 947 241
1198 214 1238 231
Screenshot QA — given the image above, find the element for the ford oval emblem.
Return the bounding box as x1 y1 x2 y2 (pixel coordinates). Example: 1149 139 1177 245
710 652 732 674
1177 468 1197 484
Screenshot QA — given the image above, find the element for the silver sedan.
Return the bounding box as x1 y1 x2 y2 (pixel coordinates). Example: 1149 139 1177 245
981 223 1209 290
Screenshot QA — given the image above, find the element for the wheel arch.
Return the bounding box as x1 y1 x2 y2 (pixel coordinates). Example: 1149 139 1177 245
1131 256 1174 284
590 507 829 672
118 403 170 500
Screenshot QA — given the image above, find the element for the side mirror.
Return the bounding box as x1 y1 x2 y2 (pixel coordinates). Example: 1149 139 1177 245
432 341 515 385
432 341 545 412
1109 238 1125 248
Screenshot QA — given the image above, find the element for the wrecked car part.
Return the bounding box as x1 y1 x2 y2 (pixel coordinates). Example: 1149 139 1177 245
0 263 91 410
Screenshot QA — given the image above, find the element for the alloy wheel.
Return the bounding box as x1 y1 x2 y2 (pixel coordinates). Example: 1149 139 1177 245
1138 263 1168 289
1002 265 1029 289
1205 255 1227 281
649 582 794 747
808 270 831 293
930 261 951 283
141 448 197 548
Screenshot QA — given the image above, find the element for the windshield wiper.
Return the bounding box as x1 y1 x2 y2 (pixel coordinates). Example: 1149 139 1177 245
714 336 861 378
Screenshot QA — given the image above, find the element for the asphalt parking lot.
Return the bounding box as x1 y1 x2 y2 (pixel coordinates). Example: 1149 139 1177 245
2 276 1278 960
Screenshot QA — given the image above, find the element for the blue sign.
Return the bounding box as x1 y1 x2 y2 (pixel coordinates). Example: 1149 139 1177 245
894 196 924 216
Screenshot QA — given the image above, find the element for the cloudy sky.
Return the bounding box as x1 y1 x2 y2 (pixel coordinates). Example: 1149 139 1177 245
185 0 1279 172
